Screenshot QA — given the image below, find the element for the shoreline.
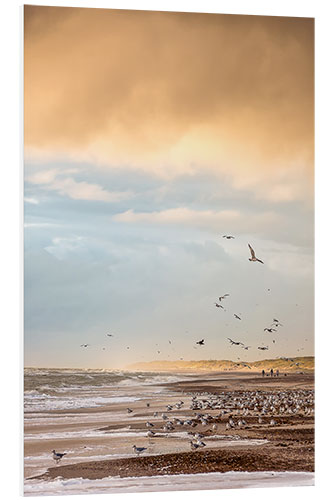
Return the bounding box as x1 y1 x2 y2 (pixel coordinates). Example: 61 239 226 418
27 372 314 485
30 439 314 482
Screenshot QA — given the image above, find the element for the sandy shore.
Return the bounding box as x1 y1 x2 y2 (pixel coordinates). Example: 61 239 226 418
27 371 314 486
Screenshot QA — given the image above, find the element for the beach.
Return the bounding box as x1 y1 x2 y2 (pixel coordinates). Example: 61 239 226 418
24 368 314 495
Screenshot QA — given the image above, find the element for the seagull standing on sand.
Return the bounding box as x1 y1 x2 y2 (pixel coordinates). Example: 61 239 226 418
52 450 66 463
133 445 147 456
248 244 264 264
190 441 201 450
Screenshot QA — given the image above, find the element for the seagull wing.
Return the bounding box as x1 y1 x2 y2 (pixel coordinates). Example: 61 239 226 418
248 243 256 258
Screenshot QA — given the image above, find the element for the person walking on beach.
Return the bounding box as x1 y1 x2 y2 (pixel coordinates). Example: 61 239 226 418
270 368 273 377
276 369 279 377
262 369 265 377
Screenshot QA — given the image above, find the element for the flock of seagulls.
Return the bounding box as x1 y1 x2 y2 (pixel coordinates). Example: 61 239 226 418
78 235 307 367
51 384 314 463
126 386 314 458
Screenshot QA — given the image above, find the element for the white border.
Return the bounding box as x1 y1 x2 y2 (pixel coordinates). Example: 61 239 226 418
1 1 332 499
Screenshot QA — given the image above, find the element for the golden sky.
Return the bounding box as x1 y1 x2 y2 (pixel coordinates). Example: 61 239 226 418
24 7 314 368
24 7 313 182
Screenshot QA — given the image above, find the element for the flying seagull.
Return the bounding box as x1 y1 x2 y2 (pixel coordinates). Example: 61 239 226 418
106 333 114 337
234 314 241 320
214 302 224 309
222 235 235 239
258 346 269 350
272 319 283 326
242 345 251 350
196 339 205 346
80 344 89 348
219 294 230 301
227 338 244 346
248 244 264 264
52 450 66 463
264 328 277 333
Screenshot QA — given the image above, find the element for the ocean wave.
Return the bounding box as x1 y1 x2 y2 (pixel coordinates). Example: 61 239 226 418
24 471 315 496
24 394 140 412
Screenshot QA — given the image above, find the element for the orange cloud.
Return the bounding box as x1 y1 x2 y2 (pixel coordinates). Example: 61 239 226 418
24 7 314 193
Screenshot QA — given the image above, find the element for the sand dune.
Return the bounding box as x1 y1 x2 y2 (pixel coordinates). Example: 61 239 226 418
128 356 314 372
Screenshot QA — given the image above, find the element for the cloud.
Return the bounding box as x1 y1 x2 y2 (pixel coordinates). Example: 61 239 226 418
24 7 314 200
44 235 86 260
27 168 133 202
24 197 39 205
113 206 279 234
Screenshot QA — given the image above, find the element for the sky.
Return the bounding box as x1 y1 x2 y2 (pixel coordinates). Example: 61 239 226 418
24 6 314 369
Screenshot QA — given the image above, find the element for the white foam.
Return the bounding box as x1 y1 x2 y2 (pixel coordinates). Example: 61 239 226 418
24 394 140 412
24 471 315 496
24 429 109 441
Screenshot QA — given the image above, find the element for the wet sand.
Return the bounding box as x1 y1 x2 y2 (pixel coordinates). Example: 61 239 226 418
28 371 314 485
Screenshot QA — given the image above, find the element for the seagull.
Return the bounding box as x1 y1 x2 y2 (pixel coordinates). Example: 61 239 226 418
234 314 241 320
127 408 133 413
52 450 66 463
133 445 147 456
214 303 224 309
272 319 283 327
190 441 201 450
264 328 277 333
258 346 269 350
248 244 264 264
80 344 89 348
106 333 114 337
227 338 244 346
196 339 205 346
222 235 235 239
219 294 230 301
242 345 251 350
